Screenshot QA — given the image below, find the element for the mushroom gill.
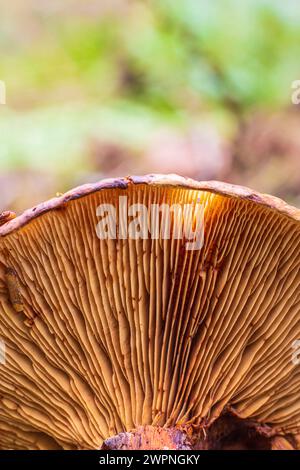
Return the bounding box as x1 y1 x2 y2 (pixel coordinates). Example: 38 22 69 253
0 174 299 450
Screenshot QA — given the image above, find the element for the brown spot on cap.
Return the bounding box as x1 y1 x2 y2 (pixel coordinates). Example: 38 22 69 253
0 211 16 227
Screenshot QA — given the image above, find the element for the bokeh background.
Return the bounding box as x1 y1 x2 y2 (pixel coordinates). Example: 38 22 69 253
1 0 300 214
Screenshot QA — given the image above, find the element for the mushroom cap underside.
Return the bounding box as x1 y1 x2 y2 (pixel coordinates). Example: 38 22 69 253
0 174 299 449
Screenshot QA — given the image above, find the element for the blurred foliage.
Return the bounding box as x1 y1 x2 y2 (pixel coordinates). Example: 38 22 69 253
0 0 300 210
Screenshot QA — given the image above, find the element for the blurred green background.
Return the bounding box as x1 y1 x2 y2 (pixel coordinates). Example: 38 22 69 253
1 0 300 213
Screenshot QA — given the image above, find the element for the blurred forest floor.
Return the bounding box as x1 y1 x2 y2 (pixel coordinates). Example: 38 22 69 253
1 0 300 213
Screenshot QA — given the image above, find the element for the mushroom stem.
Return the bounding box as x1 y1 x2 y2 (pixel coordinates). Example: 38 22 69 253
101 415 291 450
101 426 192 450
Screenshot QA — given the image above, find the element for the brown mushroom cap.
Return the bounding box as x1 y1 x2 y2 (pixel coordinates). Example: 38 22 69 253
0 174 299 449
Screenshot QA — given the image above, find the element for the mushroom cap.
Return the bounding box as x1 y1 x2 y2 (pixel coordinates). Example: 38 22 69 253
0 174 299 449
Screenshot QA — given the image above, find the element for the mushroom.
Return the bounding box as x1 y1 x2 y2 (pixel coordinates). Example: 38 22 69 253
0 174 299 450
